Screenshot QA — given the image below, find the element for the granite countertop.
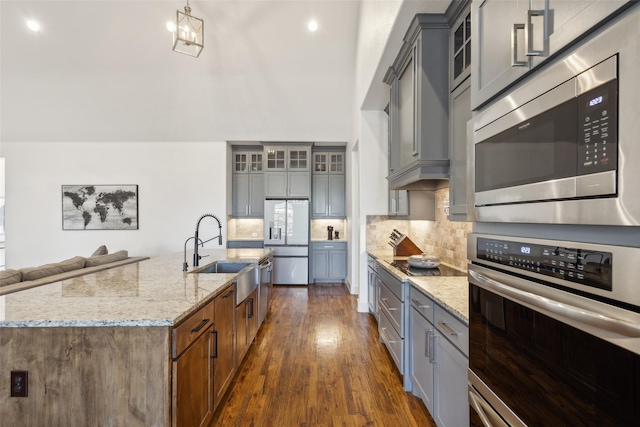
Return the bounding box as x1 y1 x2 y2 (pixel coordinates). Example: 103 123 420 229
310 239 348 243
0 248 272 328
368 250 469 324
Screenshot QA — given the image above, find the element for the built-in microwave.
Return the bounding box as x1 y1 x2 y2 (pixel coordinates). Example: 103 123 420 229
470 8 640 226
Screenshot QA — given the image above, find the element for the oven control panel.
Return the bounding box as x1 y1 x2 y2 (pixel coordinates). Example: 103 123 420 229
477 237 612 291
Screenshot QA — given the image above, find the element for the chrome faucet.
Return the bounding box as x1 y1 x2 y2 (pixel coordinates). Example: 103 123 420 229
193 213 223 268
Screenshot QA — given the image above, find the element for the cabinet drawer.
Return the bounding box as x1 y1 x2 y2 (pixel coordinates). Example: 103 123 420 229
379 281 403 336
409 286 434 322
172 300 215 358
378 265 403 301
379 310 403 374
434 304 468 357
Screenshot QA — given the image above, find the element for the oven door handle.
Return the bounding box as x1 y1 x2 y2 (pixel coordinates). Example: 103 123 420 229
470 269 640 338
469 386 509 427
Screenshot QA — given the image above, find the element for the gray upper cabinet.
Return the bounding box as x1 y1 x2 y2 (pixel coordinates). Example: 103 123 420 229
384 14 450 190
450 7 472 91
263 144 311 198
447 1 472 222
232 150 264 218
388 190 409 217
471 0 631 109
448 79 471 222
312 152 345 218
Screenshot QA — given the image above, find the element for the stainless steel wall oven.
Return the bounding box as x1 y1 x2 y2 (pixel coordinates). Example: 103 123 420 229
467 233 640 426
470 6 640 225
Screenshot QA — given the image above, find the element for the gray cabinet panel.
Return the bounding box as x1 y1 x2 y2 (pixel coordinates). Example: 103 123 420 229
409 285 469 427
309 242 347 283
448 78 471 221
311 151 345 218
472 0 631 109
287 171 311 198
385 15 450 189
328 175 345 217
232 173 264 218
264 172 287 198
312 175 329 217
471 0 530 109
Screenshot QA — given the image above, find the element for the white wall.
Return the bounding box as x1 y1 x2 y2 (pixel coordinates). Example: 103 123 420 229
356 110 390 311
2 141 228 268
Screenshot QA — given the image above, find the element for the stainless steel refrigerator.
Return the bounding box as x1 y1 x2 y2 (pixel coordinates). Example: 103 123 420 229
264 199 309 285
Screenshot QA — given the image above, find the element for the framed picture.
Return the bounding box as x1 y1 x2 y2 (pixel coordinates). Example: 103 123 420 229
62 185 138 230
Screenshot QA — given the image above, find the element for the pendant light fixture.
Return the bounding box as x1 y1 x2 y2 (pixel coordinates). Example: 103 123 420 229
172 1 204 58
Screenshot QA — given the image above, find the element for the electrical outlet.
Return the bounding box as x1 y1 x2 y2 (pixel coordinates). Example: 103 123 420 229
11 370 28 397
443 199 450 216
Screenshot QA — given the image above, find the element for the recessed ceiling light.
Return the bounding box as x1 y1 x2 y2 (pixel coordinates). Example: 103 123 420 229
166 21 176 32
308 20 318 32
26 20 40 32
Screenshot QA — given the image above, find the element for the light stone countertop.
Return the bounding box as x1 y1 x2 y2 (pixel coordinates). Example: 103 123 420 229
0 248 272 328
368 250 469 324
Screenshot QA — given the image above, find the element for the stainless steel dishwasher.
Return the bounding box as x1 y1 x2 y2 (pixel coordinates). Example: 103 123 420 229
258 255 273 323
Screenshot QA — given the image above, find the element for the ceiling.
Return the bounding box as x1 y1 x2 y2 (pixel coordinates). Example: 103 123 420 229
0 1 451 143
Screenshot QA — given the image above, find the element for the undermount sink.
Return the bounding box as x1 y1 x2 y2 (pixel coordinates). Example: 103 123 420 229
194 262 251 274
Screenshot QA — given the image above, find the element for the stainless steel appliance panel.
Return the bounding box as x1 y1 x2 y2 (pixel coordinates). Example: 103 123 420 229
469 5 640 225
468 233 640 426
264 199 309 285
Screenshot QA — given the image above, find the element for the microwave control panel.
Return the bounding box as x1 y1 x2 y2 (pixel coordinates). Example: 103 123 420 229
477 237 612 291
577 79 618 175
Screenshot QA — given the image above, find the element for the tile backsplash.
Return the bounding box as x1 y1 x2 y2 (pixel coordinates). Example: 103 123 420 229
227 218 264 240
367 188 471 271
311 219 347 241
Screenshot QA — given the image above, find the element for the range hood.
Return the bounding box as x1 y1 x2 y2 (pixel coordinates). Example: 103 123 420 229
387 159 450 190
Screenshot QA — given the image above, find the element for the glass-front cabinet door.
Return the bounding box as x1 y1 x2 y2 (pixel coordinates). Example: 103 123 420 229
288 147 310 171
264 146 287 171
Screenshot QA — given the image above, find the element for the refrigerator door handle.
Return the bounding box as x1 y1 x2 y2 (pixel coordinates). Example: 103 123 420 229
270 227 282 240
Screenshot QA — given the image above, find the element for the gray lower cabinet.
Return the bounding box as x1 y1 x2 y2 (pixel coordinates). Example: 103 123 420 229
309 242 347 283
367 256 378 321
232 173 264 218
378 266 407 385
409 285 468 427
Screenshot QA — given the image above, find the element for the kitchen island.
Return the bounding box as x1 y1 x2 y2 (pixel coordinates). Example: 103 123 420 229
0 248 272 427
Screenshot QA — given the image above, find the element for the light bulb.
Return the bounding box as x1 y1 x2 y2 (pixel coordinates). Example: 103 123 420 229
27 20 40 32
308 20 318 32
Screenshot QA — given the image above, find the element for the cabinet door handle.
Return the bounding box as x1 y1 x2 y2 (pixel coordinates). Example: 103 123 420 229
248 298 254 318
411 298 430 309
437 321 459 337
525 9 547 57
191 318 210 333
511 23 527 66
425 329 431 358
211 330 218 359
429 332 436 364
223 290 234 299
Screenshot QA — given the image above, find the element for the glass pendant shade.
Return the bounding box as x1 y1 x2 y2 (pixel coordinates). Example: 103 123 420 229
172 3 204 58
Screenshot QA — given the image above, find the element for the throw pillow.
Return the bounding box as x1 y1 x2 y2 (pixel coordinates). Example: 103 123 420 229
91 245 108 257
85 250 129 268
0 269 22 287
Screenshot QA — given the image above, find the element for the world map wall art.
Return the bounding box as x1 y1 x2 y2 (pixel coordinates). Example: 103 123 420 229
62 185 138 230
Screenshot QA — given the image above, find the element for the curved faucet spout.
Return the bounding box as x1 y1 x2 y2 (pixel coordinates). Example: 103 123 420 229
193 213 223 267
183 236 204 271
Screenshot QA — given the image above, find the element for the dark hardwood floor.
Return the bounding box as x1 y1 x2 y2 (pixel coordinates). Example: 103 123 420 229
210 283 436 426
